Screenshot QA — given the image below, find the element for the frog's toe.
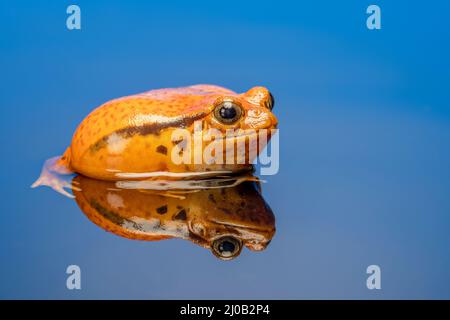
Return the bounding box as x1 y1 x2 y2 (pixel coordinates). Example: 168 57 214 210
53 184 76 199
31 154 79 198
31 174 75 198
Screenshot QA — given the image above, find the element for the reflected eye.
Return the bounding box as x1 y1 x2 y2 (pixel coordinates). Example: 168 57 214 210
213 101 243 124
211 236 242 260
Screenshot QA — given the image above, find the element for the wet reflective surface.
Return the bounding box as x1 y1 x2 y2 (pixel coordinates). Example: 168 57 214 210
31 154 276 261
71 175 275 260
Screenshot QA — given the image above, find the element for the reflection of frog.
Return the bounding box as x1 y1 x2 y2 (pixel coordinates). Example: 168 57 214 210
72 175 275 260
52 85 277 180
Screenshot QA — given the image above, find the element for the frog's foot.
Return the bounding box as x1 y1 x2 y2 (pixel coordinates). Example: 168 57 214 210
31 156 78 198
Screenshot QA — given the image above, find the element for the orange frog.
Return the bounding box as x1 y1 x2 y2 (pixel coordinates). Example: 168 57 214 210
72 175 276 260
36 84 276 177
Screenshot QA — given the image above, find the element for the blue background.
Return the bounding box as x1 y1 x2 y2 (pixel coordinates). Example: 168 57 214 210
1 0 450 299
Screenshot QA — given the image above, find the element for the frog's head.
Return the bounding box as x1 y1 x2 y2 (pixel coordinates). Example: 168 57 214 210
188 208 275 261
187 181 276 260
179 86 278 168
203 86 277 132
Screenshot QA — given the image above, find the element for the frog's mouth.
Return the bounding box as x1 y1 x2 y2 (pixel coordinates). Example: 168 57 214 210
208 131 274 163
212 130 273 143
207 219 272 233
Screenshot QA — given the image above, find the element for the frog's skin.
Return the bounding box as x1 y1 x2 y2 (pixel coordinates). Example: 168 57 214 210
72 175 275 260
52 85 277 181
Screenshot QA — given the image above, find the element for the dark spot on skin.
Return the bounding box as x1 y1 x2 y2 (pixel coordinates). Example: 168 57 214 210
172 138 184 145
156 205 168 214
174 139 188 149
218 207 232 215
208 194 216 204
240 201 246 208
89 112 207 153
220 189 226 197
156 145 167 155
173 209 187 221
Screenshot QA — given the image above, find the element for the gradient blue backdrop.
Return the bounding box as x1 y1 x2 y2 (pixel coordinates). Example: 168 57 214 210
1 0 450 299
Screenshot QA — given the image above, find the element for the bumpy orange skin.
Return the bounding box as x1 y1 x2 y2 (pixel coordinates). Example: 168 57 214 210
59 85 277 180
72 175 275 252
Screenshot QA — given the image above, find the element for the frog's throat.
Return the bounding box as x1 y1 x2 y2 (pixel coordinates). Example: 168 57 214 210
88 112 207 153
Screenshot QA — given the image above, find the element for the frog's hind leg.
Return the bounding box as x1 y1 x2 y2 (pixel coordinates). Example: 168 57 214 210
31 148 79 198
52 147 74 174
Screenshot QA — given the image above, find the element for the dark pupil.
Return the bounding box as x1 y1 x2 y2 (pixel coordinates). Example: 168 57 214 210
219 240 235 253
219 106 237 119
269 92 275 109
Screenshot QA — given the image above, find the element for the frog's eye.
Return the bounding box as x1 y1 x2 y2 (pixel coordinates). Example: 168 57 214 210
265 92 275 110
213 101 243 125
211 236 242 260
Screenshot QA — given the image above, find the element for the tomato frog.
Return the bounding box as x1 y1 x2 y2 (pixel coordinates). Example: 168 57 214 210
32 85 277 195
